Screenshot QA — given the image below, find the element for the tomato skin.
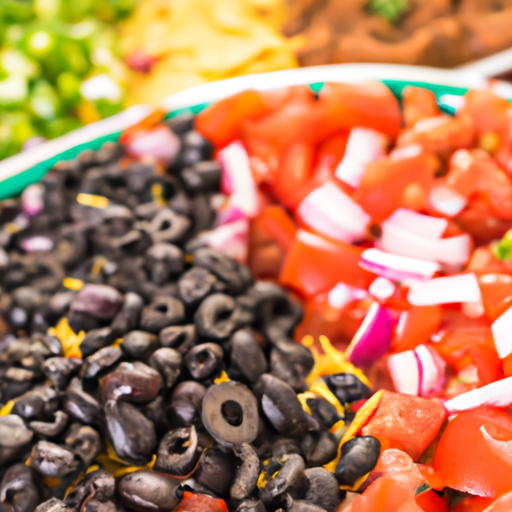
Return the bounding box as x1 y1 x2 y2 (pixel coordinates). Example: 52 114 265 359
402 86 440 128
279 229 374 297
392 305 442 353
195 90 271 147
175 491 228 512
354 150 437 223
361 391 447 462
451 496 493 512
415 490 448 512
433 408 512 498
478 273 512 321
470 344 503 387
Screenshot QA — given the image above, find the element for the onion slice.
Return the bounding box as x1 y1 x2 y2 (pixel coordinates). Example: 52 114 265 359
360 248 439 282
429 184 467 218
444 376 512 413
385 208 448 239
197 219 248 264
346 302 392 367
334 127 388 188
388 344 446 397
296 181 371 244
481 425 512 467
492 306 512 359
125 125 181 163
407 273 481 306
217 141 260 218
21 184 44 216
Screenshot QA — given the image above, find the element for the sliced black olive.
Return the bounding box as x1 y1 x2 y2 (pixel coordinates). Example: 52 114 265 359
65 423 102 466
104 399 157 466
184 342 224 380
256 374 319 438
230 443 260 500
0 463 40 512
172 381 206 409
160 324 196 354
140 296 185 333
64 468 115 511
29 441 82 478
229 329 267 384
304 468 343 512
146 208 191 244
118 470 181 512
43 357 82 390
287 499 327 512
272 438 302 458
11 393 46 421
323 373 371 405
306 398 343 430
79 327 115 358
194 446 238 499
301 431 339 467
335 436 381 487
178 267 220 310
81 346 122 380
145 243 184 285
122 330 160 360
34 498 71 512
149 347 182 388
154 426 201 476
260 454 308 511
202 381 259 446
0 415 33 449
29 411 68 438
111 291 144 336
181 161 221 194
100 361 163 403
63 377 101 425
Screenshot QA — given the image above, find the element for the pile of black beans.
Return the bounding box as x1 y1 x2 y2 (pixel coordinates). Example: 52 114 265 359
0 116 380 512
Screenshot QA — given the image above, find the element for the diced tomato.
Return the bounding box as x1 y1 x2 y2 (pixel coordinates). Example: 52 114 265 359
402 86 441 128
392 305 443 353
175 491 228 512
451 496 493 512
361 391 447 461
415 490 448 512
478 273 512 321
279 229 374 297
470 344 503 386
433 407 512 498
354 149 438 223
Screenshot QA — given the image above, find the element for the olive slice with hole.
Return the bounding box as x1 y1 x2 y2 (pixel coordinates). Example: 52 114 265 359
202 381 259 447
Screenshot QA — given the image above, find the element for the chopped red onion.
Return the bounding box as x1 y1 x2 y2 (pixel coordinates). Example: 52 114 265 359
21 184 44 216
217 141 260 218
379 220 471 266
429 184 467 218
334 127 388 188
20 236 54 253
296 181 370 244
346 302 393 367
126 125 181 163
407 273 481 306
492 306 512 359
444 376 512 414
369 277 395 301
197 219 248 264
360 248 440 282
385 208 448 239
388 344 446 397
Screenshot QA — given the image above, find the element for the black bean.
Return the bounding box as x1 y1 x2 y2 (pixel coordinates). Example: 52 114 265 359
29 411 69 438
154 426 201 476
81 346 122 380
230 443 260 501
100 362 162 403
69 284 124 320
335 436 381 487
185 342 224 380
256 374 319 438
202 381 259 446
194 446 238 499
0 464 40 512
140 296 185 333
104 399 157 465
122 330 160 360
0 415 33 449
118 470 181 512
229 329 267 384
323 373 371 405
145 243 184 285
43 357 82 390
260 454 308 511
149 347 182 388
304 468 343 512
30 441 82 478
